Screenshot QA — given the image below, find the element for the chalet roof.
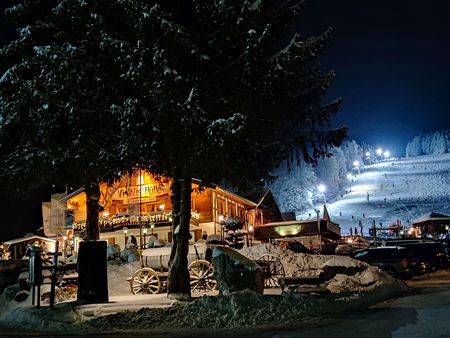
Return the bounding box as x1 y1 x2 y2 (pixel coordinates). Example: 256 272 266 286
412 212 450 225
215 186 258 207
4 235 56 247
239 188 269 206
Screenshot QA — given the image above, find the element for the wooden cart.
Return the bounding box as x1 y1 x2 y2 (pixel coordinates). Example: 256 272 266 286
128 243 216 294
255 254 286 288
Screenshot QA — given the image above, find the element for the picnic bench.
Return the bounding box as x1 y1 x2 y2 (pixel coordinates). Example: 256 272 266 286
278 275 329 294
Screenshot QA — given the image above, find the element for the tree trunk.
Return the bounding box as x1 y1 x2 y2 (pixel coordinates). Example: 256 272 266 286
85 182 100 241
167 167 192 300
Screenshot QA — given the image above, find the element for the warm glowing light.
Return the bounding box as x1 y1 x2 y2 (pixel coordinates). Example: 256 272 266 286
159 204 165 210
218 214 224 222
138 175 145 186
248 225 254 233
67 204 72 210
123 227 128 234
347 239 353 243
150 222 155 229
102 210 109 218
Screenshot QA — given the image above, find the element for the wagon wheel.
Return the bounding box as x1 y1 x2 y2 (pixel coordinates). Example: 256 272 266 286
130 268 161 294
188 260 217 293
256 254 285 288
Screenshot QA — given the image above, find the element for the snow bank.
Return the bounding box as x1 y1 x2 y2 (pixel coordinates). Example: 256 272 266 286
107 260 142 296
239 244 407 297
0 244 409 334
239 243 328 277
88 290 323 330
0 284 86 334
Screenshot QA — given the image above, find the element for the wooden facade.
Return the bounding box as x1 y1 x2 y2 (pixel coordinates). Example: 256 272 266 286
43 170 283 249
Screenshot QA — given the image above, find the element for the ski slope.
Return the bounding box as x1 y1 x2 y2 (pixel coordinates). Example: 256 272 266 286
302 153 450 236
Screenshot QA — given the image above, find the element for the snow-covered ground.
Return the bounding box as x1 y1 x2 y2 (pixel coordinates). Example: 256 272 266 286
0 245 408 333
2 153 450 334
301 153 450 236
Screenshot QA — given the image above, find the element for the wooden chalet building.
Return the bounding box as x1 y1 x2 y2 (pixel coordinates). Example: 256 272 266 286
42 171 284 250
253 205 341 254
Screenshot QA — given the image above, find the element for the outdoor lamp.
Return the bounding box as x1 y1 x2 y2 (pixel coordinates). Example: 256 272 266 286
123 227 128 234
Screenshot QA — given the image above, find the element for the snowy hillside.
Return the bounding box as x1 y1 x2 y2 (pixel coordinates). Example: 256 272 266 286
300 153 450 236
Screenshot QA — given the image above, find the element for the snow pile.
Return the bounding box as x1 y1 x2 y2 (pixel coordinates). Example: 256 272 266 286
107 260 142 296
0 284 86 334
88 290 323 330
239 244 407 296
0 245 409 333
213 246 260 271
239 244 329 277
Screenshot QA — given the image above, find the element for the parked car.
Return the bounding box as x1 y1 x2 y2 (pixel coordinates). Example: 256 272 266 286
335 235 369 255
352 246 421 279
396 242 448 272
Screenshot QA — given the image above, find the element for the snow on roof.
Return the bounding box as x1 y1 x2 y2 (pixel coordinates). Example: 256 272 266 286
412 212 450 224
4 235 56 246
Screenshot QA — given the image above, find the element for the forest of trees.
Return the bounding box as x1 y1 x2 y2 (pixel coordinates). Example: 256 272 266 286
405 130 450 157
268 139 368 213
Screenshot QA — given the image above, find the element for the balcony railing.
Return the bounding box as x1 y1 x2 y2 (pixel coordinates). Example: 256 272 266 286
72 210 200 231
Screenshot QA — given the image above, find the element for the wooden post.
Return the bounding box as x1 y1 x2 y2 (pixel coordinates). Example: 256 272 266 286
50 241 61 309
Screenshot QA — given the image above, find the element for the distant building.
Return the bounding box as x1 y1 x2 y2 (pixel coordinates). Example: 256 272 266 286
253 205 341 254
412 212 450 239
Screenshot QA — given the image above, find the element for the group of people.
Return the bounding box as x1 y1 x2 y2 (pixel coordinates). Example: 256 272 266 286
349 226 363 236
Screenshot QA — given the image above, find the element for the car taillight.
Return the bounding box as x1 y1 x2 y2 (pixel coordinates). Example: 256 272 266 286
401 258 410 267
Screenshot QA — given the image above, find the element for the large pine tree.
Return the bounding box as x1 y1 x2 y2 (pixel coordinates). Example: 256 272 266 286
1 0 347 300
107 0 347 299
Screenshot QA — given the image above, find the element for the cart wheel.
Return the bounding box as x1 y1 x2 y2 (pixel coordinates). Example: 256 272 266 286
188 260 217 293
130 268 161 294
256 254 286 288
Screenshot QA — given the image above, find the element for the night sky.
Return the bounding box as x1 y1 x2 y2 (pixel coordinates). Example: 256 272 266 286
1 0 450 240
299 0 450 156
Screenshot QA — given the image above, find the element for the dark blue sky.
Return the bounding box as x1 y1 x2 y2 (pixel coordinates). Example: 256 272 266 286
298 0 450 156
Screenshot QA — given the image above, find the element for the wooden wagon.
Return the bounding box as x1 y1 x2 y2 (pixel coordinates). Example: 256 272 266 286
128 242 216 294
128 242 293 293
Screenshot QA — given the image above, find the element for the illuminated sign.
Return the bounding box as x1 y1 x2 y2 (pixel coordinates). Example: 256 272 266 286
101 183 170 204
275 224 302 236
